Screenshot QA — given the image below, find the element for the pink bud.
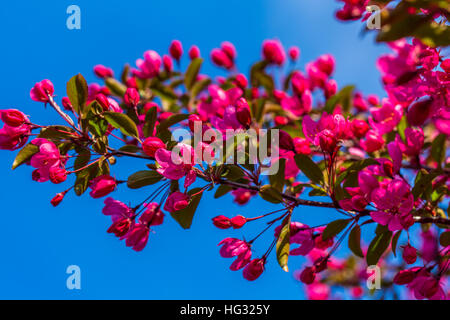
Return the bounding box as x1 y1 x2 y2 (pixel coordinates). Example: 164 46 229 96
221 41 236 61
169 40 183 61
49 167 67 184
316 54 335 76
163 55 173 73
324 80 337 98
126 77 138 89
288 46 300 61
279 130 295 151
107 218 132 237
402 244 418 264
89 175 117 199
293 137 311 155
393 269 416 285
61 97 73 111
164 192 189 213
441 59 450 73
50 191 67 207
274 116 288 126
93 65 114 78
96 93 110 111
188 45 200 60
351 119 369 138
407 99 433 126
300 266 316 284
235 98 251 128
1 109 27 127
211 49 233 69
142 137 166 157
124 88 140 106
212 215 231 229
231 216 247 229
367 94 380 106
262 39 286 65
243 258 265 281
30 80 54 103
234 74 248 88
188 114 202 132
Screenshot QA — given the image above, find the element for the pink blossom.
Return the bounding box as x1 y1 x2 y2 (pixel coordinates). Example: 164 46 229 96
164 192 189 213
288 46 300 61
155 144 196 188
360 130 384 153
125 224 150 251
306 282 330 300
218 238 252 271
395 128 424 156
89 175 117 199
30 138 62 182
30 80 54 103
0 115 31 151
0 109 27 127
369 99 403 134
243 258 265 281
402 244 418 264
370 179 414 231
262 39 286 65
231 188 256 205
133 50 162 79
302 113 350 153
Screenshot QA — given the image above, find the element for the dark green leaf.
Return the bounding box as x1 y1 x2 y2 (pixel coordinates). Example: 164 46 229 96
391 230 402 257
103 112 139 139
294 154 324 185
184 58 203 90
348 224 364 258
276 215 291 272
214 185 232 199
171 188 203 229
143 106 158 138
66 74 88 115
439 231 450 247
157 113 189 133
431 134 446 166
259 185 283 204
269 158 286 192
127 170 163 189
12 144 39 170
366 231 392 266
323 219 351 241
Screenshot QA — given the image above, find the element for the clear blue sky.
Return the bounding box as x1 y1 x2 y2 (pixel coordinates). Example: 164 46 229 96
0 0 388 299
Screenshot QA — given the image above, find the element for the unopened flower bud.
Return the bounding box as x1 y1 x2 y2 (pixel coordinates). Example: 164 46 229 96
212 215 231 229
243 258 265 281
142 137 166 157
231 216 247 229
402 244 418 264
300 266 316 284
188 46 200 60
169 40 183 61
61 97 73 111
49 167 67 184
1 109 27 127
124 88 140 107
93 65 114 79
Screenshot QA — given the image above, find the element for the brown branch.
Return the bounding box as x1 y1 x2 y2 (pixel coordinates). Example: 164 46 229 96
218 179 450 226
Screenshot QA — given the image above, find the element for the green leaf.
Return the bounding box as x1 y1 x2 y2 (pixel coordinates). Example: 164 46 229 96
143 106 158 138
269 158 286 192
105 77 127 97
127 170 163 189
171 188 203 229
74 150 91 171
259 185 283 204
221 165 245 181
431 134 446 166
366 231 392 266
322 219 351 241
294 154 324 185
38 126 77 140
12 144 39 170
157 113 189 133
439 231 450 247
184 58 203 91
66 74 88 115
391 230 402 257
214 185 232 199
276 215 291 272
103 112 140 139
348 225 364 258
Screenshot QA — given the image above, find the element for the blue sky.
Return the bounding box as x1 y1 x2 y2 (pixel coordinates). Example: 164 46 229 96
0 0 389 299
